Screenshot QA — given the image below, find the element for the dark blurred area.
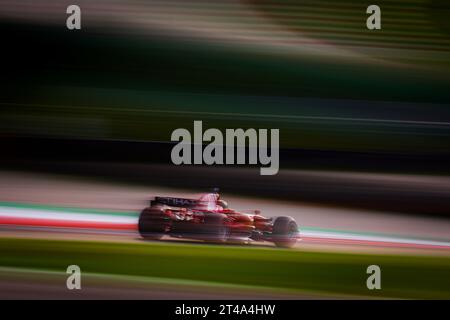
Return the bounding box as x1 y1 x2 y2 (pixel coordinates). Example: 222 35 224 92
1 0 450 216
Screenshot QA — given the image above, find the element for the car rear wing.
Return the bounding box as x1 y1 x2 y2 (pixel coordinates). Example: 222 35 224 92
152 197 199 208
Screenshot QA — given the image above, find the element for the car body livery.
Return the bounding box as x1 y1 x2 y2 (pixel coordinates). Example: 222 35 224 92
138 193 299 248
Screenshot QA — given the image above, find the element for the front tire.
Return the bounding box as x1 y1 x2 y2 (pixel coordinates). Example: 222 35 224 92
272 216 299 248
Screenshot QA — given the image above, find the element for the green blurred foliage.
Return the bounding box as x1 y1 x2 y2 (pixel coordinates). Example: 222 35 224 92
1 238 450 298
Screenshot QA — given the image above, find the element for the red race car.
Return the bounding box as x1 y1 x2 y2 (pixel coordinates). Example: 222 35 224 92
138 192 299 248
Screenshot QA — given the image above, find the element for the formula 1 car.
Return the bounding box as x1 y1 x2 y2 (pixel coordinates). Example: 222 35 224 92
138 194 299 248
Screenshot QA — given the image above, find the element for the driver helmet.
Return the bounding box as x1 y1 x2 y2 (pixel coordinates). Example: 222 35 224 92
217 199 228 209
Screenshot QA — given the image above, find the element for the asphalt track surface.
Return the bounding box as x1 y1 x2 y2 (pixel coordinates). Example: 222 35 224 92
0 267 325 300
1 170 450 299
1 170 450 252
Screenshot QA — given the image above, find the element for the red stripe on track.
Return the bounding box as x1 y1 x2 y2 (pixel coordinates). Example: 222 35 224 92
2 217 449 250
0 217 136 231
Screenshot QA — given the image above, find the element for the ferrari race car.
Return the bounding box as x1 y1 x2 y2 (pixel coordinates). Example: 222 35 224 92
138 193 300 248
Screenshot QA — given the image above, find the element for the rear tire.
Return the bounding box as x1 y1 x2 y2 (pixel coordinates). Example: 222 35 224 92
272 216 298 248
138 207 167 240
201 213 229 243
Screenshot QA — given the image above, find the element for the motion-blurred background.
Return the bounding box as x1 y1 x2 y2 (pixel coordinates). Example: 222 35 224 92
1 0 450 299
2 0 450 214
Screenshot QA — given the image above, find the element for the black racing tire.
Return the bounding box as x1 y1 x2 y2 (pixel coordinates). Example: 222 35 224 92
201 213 229 243
138 207 167 240
272 216 299 248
